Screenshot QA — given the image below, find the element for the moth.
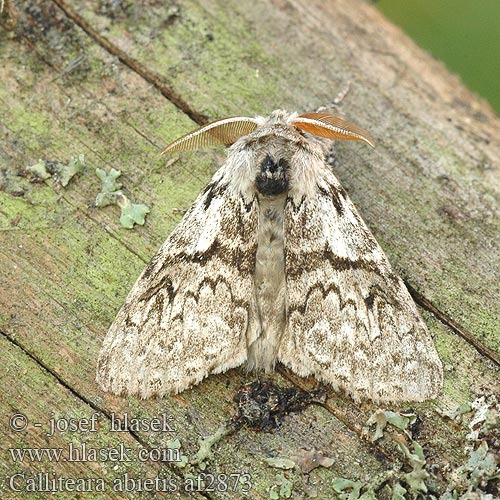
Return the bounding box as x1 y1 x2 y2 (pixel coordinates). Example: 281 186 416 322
96 110 443 403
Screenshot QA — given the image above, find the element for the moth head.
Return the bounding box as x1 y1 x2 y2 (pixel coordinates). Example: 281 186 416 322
161 111 374 154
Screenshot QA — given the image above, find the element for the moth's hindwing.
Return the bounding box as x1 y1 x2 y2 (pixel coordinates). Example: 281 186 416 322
96 167 258 398
279 167 443 403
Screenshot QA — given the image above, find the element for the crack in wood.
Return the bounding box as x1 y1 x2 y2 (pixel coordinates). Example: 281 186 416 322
276 365 396 463
407 282 500 367
50 0 208 127
0 328 208 499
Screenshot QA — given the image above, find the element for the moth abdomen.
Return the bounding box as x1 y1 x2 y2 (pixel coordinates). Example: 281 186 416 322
255 155 289 196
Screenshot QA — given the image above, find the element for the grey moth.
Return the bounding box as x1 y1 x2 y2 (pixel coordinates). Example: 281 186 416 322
96 110 443 403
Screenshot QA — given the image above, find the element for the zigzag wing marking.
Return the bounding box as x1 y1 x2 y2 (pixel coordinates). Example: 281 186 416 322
97 166 258 398
279 168 443 403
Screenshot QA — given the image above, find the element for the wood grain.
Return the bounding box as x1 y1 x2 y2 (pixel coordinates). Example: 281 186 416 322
1 1 499 498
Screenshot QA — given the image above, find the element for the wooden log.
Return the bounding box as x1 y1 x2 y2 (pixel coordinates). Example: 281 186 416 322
1 0 498 498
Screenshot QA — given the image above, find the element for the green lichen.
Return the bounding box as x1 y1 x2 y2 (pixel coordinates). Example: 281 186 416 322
84 1 283 118
264 457 296 470
27 159 51 180
116 193 149 229
95 167 123 206
397 441 429 495
441 402 474 419
94 168 149 228
25 155 85 186
166 438 189 468
58 154 85 187
337 402 500 499
364 409 417 442
269 472 294 499
190 424 231 466
390 482 408 500
332 477 377 500
447 441 498 496
441 397 500 498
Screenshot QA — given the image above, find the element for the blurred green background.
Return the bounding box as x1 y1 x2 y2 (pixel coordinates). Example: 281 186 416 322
376 0 500 114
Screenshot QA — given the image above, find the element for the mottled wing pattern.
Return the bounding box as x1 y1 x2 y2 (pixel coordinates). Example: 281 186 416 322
96 167 258 398
279 169 443 403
